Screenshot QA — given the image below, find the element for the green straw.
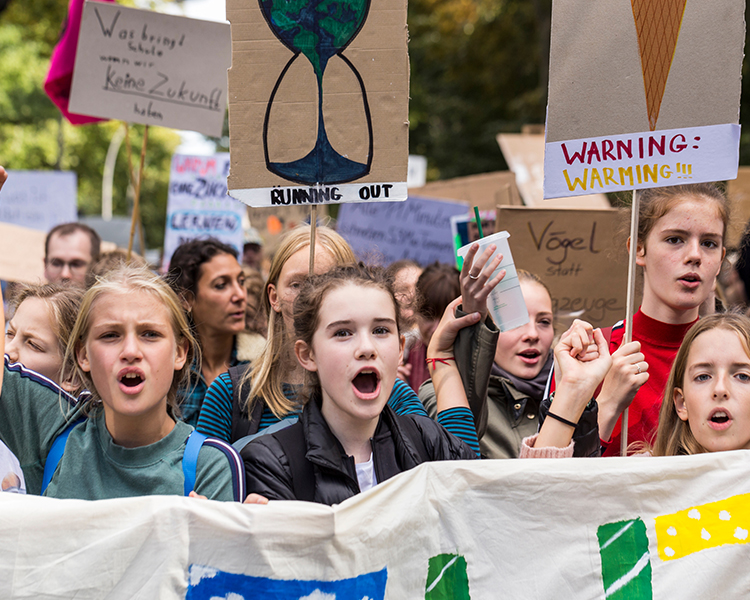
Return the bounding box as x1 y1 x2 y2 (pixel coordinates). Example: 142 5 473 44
473 206 484 239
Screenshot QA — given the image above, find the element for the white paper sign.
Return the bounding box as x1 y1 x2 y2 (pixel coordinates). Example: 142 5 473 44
0 170 77 232
69 2 231 136
337 195 468 265
163 154 245 269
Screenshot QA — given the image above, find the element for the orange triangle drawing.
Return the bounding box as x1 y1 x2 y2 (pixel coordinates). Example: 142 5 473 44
631 0 687 131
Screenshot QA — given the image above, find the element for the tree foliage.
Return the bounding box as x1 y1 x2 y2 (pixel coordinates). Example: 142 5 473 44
0 0 180 249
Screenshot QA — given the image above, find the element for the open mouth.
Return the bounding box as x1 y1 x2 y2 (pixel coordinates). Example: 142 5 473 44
352 369 381 399
709 409 732 430
679 274 701 286
518 349 541 364
119 372 144 389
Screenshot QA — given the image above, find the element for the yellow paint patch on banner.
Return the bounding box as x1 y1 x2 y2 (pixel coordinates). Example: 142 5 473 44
655 493 750 561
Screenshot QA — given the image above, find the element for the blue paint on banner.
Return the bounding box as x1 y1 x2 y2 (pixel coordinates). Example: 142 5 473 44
186 564 387 599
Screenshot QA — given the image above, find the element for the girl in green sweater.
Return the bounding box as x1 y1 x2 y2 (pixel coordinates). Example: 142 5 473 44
0 265 245 501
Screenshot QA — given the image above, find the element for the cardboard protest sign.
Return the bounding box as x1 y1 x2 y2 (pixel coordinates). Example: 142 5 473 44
0 171 77 232
337 196 468 266
496 206 629 329
68 2 231 136
163 154 245 270
226 0 409 207
544 0 744 198
409 171 522 212
727 167 750 249
496 133 609 207
5 452 750 598
0 223 46 283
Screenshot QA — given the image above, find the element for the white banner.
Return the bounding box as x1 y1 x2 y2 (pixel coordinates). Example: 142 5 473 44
0 171 77 232
229 182 407 208
163 153 245 270
3 452 750 598
544 124 741 198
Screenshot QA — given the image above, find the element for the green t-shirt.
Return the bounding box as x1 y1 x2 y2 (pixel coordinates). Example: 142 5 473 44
0 361 242 501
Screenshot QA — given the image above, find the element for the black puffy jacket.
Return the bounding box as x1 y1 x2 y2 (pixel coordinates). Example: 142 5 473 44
241 395 477 505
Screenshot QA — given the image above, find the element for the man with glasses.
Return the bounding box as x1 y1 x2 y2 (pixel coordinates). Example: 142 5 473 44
43 223 101 285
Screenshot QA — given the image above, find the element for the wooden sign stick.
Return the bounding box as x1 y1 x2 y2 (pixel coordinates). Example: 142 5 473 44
125 125 149 261
621 188 640 456
309 205 318 275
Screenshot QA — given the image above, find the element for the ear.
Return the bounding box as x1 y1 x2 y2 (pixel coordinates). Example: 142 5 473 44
295 340 317 373
76 343 91 373
630 236 647 267
173 337 189 371
267 283 281 314
399 334 405 365
673 387 689 422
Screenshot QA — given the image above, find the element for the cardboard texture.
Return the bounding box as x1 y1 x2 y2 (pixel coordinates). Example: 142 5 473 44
226 0 409 207
0 171 77 232
727 167 750 249
0 223 46 283
68 2 231 136
544 0 744 198
409 171 522 213
163 154 246 270
495 206 630 329
337 196 468 266
496 133 609 208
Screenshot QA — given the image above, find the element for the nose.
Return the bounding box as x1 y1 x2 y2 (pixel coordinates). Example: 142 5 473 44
685 238 702 265
60 264 73 281
713 372 729 400
5 337 18 362
232 280 247 305
520 320 540 343
356 332 377 360
120 332 142 362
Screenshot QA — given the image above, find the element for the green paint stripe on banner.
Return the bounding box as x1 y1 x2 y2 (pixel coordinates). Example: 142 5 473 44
425 553 471 600
597 518 653 600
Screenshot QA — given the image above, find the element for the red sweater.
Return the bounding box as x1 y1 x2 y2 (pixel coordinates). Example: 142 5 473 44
602 309 696 456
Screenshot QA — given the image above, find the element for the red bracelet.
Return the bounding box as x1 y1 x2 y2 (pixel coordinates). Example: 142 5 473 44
425 356 456 369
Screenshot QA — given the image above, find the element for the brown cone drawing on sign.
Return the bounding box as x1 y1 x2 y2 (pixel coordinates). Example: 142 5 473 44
631 0 687 131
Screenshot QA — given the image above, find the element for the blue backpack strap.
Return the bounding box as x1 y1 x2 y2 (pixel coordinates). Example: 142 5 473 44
183 430 208 496
42 418 84 494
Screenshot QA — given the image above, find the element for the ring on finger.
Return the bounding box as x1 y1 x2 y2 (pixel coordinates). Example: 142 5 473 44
468 272 480 280
635 363 642 375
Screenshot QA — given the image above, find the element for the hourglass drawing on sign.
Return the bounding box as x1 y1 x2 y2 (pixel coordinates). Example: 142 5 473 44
259 0 374 186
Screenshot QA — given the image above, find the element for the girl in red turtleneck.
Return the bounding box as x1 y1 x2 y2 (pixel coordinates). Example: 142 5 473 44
597 183 728 455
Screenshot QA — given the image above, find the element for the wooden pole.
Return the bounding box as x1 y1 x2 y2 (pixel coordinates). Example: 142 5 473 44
309 205 318 275
127 125 149 261
621 188 640 456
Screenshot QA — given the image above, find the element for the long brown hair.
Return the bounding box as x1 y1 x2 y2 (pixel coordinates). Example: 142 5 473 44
651 312 750 456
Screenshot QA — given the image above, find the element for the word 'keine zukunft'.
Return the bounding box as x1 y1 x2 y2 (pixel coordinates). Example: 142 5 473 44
544 124 740 198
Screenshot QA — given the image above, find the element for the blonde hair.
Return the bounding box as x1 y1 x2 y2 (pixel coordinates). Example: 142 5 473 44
651 312 750 456
62 265 197 419
240 224 356 418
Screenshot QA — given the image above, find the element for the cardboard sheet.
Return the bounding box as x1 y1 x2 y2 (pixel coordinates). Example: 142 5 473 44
409 171 522 212
0 223 46 284
69 2 231 136
496 133 609 207
544 0 744 198
226 0 409 207
496 206 629 329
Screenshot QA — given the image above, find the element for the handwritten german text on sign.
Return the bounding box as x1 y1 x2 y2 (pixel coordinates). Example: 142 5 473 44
69 2 231 136
496 207 628 329
544 0 744 198
163 154 244 269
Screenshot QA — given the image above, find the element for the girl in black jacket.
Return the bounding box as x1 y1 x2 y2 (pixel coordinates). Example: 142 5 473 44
241 264 478 505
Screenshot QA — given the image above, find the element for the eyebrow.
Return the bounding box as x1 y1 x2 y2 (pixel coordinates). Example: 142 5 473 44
689 362 750 371
325 317 397 330
661 228 722 238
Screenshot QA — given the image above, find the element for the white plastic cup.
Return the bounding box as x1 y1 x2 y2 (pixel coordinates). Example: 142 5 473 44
457 231 529 332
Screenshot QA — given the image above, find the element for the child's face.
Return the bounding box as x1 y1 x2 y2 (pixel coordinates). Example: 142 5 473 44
5 297 64 383
493 280 554 380
637 198 724 322
674 328 750 452
76 290 188 427
297 283 403 432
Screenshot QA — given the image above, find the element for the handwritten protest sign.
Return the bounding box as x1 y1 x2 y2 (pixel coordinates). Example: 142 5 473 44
496 206 629 329
544 0 744 198
0 171 77 232
337 196 468 266
5 452 750 598
68 3 231 136
225 0 409 207
163 154 245 269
